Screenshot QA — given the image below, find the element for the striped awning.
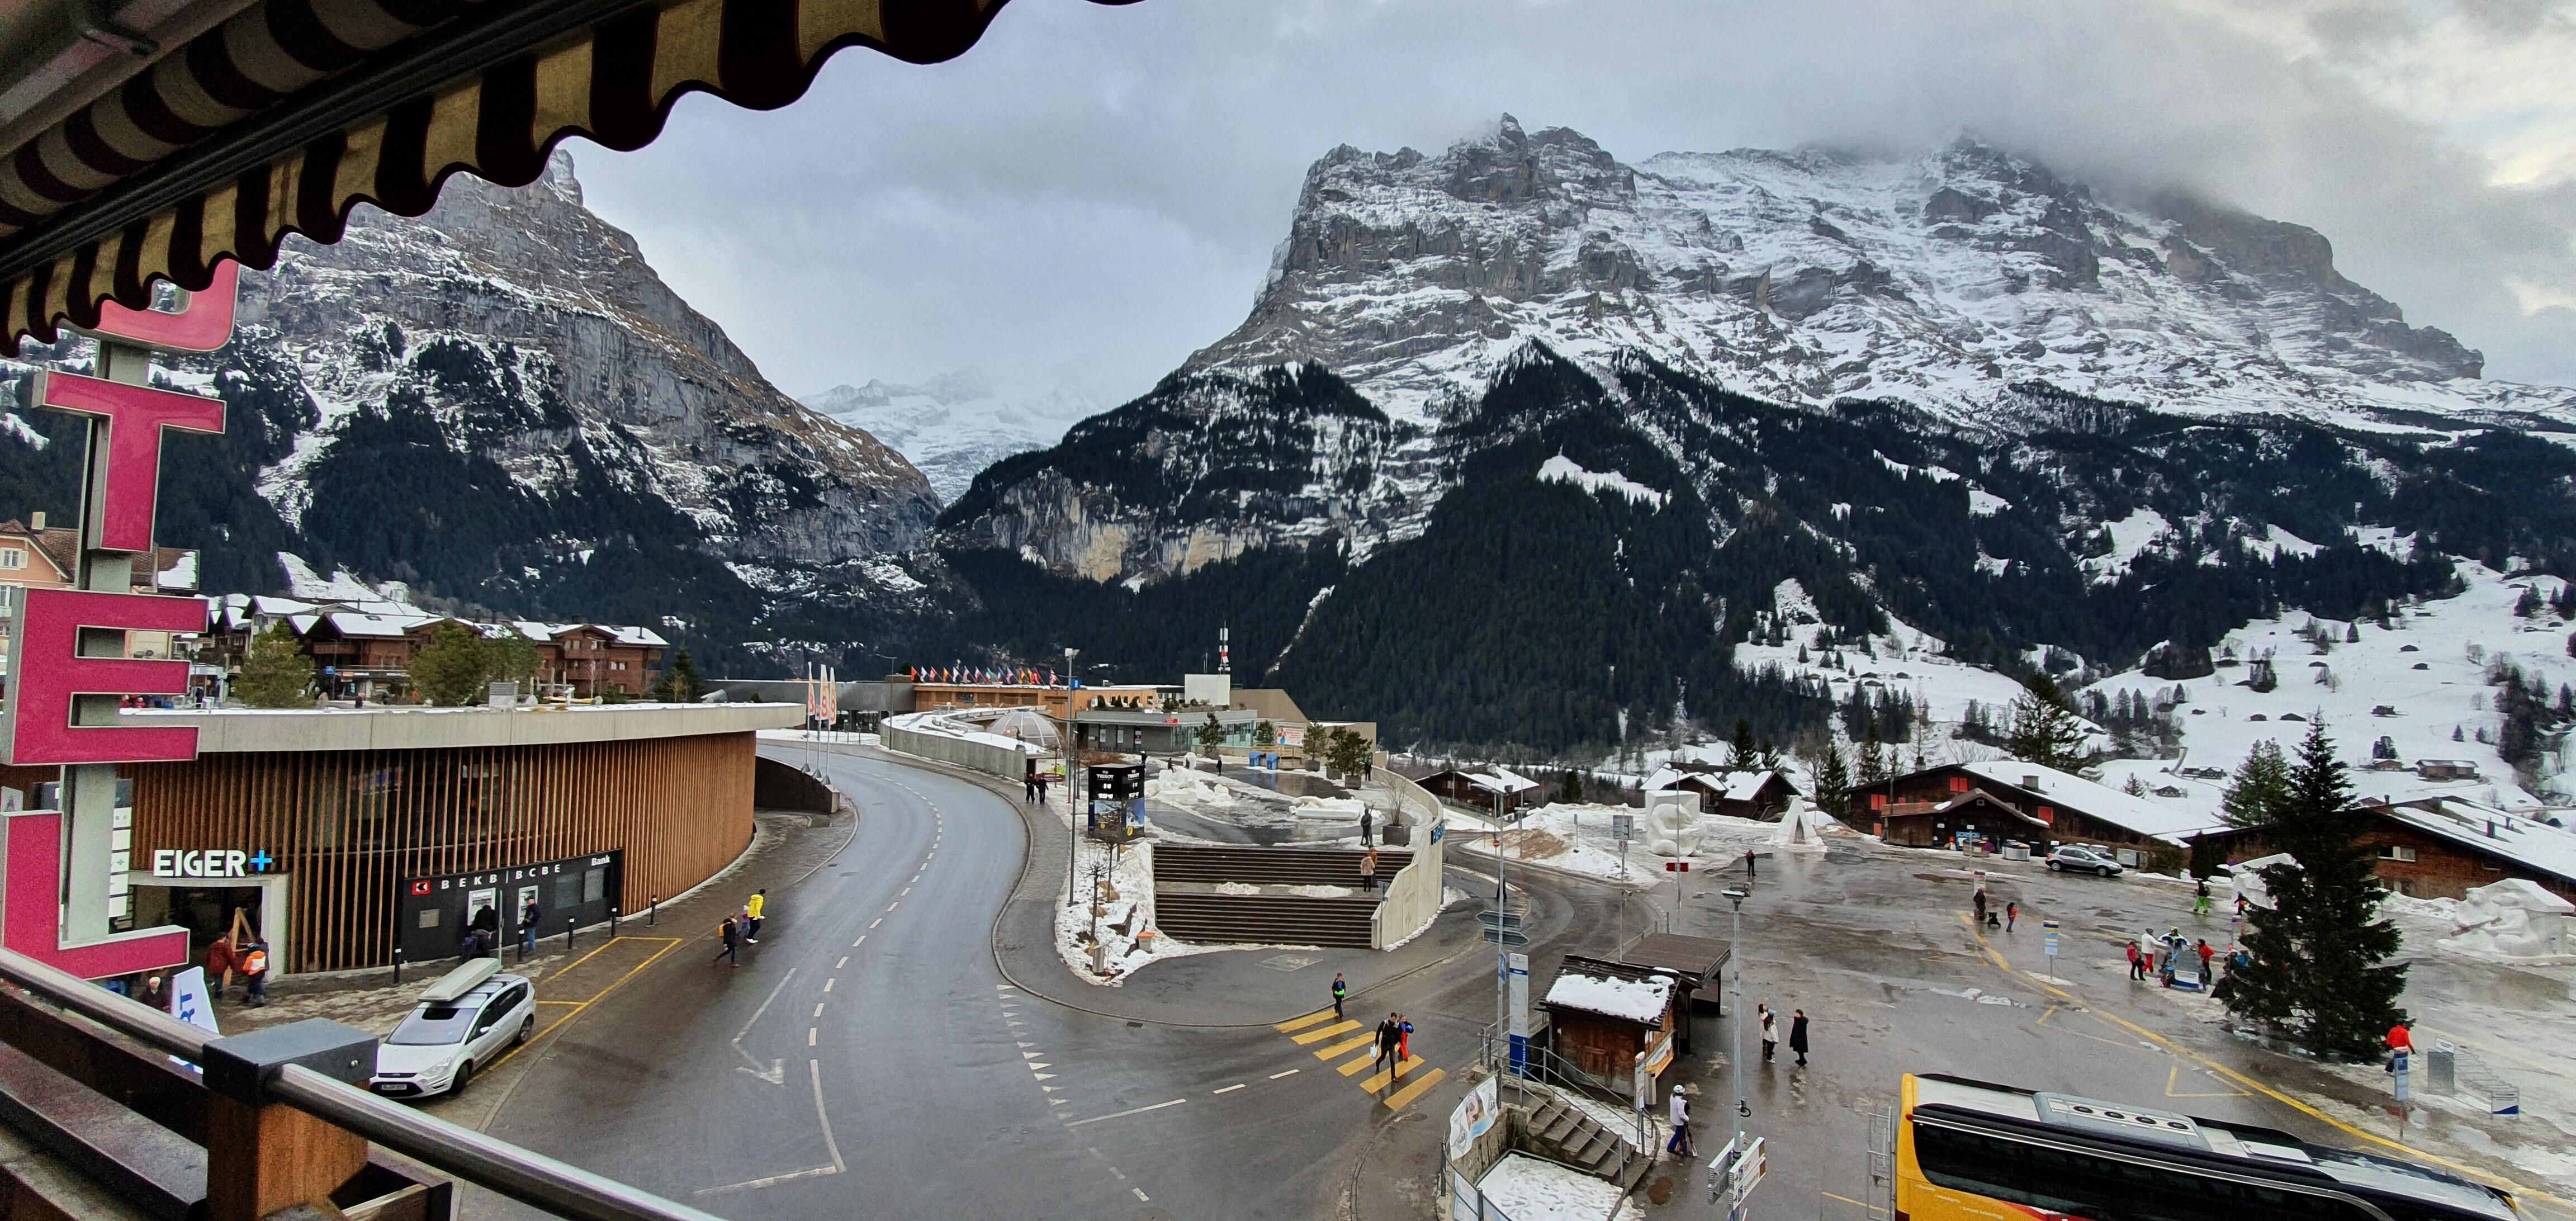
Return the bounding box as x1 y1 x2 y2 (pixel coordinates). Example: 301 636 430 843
3 0 1107 354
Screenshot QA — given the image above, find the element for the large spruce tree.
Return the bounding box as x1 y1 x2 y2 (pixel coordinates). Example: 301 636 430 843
2212 721 2408 1058
2003 675 2088 773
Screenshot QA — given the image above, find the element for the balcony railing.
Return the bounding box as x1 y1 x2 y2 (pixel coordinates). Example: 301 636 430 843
0 944 721 1221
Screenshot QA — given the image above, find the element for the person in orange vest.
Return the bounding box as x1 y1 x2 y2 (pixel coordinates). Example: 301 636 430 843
240 941 271 1007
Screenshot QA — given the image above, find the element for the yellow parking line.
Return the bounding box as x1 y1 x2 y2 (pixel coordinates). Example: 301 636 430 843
1290 1019 1362 1045
1359 1055 1425 1092
480 936 685 1076
1314 1034 1376 1061
1274 1010 1337 1033
1956 915 2572 1213
1381 1067 1446 1111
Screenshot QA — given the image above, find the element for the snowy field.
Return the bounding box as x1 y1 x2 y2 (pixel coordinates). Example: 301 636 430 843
1446 799 1841 890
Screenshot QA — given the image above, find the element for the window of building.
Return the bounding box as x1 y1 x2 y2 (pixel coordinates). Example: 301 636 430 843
1948 775 1970 793
0 546 22 570
2376 845 2417 863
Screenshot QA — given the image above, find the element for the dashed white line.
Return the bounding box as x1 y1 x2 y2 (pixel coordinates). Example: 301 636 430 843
1132 1188 1150 1202
900 886 912 897
1214 1083 1246 1095
1064 1099 1186 1127
853 935 867 947
812 1003 825 1018
1268 1069 1299 1080
836 957 848 969
807 1028 816 1046
869 919 882 929
823 978 835 992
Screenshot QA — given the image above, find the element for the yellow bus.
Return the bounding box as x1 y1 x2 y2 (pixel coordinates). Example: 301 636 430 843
1896 1073 2518 1221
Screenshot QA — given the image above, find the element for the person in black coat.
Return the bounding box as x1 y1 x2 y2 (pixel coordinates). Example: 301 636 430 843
1788 1008 1811 1067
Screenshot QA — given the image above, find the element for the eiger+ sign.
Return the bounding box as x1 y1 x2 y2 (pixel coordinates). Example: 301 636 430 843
152 849 276 879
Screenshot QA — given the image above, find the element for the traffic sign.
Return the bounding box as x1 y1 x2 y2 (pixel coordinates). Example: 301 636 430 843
2042 918 2061 958
1665 860 1690 872
1476 911 1524 929
1481 928 1530 946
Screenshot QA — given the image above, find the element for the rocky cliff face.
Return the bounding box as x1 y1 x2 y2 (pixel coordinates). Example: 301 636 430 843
934 120 2576 754
1 153 939 671
801 372 1096 503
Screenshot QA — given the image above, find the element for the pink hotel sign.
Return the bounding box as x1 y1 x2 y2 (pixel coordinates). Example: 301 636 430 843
0 262 241 978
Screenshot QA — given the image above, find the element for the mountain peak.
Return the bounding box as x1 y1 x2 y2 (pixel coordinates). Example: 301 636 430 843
1190 121 2540 426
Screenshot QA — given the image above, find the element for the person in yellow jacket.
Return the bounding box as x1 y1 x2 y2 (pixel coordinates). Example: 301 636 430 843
745 889 766 943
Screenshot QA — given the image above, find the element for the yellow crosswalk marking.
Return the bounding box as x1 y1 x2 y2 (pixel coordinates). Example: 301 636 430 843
1314 1034 1376 1061
1337 1050 1384 1077
1359 1056 1424 1091
1382 1067 1446 1110
1290 1019 1362 1045
1273 1010 1338 1033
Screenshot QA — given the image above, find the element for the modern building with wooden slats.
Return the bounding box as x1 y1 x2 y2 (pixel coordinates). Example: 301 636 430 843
0 701 799 975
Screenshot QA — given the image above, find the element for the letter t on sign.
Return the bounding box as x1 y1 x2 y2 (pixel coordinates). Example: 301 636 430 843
28 372 224 557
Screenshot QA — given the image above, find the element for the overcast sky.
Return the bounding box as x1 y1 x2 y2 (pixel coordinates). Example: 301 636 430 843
572 0 2576 411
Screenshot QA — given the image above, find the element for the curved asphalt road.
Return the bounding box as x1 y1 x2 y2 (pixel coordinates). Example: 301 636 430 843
479 747 1409 1220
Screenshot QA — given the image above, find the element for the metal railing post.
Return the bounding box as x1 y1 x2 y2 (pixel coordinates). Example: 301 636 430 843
565 915 576 952
648 895 658 926
391 946 403 986
609 905 619 938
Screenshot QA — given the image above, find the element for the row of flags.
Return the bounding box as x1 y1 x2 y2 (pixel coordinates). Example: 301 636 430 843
905 664 1072 688
804 662 837 723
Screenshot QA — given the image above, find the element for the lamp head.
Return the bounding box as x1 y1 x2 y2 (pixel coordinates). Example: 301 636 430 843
1721 887 1749 910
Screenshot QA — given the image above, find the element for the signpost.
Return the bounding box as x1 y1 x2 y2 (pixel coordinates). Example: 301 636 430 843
2392 1048 2411 1138
1611 813 1634 879
1708 1133 1768 1219
2042 918 2061 985
1506 952 1530 1081
0 264 239 980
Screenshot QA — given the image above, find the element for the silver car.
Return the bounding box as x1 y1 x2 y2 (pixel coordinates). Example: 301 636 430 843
370 959 536 1099
2045 844 2123 876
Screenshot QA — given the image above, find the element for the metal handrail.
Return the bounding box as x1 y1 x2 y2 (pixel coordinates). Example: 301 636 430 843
0 946 722 1221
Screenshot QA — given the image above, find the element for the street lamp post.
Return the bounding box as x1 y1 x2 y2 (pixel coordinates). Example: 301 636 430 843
1063 646 1079 906
1722 887 1749 1150
1493 786 1507 1081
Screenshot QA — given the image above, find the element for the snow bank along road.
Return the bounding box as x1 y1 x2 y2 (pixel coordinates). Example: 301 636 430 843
470 746 1391 1220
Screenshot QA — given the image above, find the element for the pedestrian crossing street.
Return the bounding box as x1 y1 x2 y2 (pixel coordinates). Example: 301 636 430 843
1273 1009 1446 1110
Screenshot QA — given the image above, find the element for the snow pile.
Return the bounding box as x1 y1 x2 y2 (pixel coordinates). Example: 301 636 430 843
1475 1153 1628 1221
2436 879 2574 960
1148 769 1248 808
2227 854 2295 910
1056 836 1162 983
1214 882 1262 896
1292 884 1360 898
1543 972 1672 1024
1291 795 1370 821
1537 453 1667 510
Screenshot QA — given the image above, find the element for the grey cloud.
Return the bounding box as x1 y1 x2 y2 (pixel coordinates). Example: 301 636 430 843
569 0 2576 404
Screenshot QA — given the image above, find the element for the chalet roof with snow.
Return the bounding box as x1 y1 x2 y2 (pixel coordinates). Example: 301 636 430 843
1542 968 1673 1026
1650 767 1797 803
1954 759 2221 846
2381 798 2576 888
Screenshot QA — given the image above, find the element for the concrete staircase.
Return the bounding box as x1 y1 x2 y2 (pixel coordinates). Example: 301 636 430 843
1150 845 1412 948
1523 1094 1649 1191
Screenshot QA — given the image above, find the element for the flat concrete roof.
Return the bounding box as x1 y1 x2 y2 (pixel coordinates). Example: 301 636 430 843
124 702 804 753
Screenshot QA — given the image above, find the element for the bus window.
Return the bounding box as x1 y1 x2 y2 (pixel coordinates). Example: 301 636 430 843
1912 1122 2386 1221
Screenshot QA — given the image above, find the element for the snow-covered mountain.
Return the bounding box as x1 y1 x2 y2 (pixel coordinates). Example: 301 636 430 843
1 152 940 671
1197 115 2568 431
937 119 2576 769
801 372 1095 502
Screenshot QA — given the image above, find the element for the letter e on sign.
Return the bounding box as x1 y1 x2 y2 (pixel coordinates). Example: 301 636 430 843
0 589 202 765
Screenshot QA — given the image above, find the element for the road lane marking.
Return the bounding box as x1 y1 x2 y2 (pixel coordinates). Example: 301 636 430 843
812 1003 825 1018
1360 1056 1425 1092
1133 1189 1150 1202
901 886 912 897
823 978 835 992
727 967 799 1085
1290 1019 1362 1045
807 1029 816 1047
481 936 684 1077
1269 1069 1300 1079
870 919 882 929
836 957 848 969
2167 1062 2251 1099
692 1058 848 1196
1022 1051 1043 1059
1338 1052 1382 1077
1275 1010 1338 1033
887 901 899 911
853 935 866 947
1382 1067 1446 1111
1821 1191 1872 1209
1214 1084 1246 1095
1065 1099 1186 1127
1314 1033 1376 1060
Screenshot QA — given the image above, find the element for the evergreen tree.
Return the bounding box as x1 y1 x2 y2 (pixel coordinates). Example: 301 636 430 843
2213 722 2408 1058
409 625 490 706
236 624 315 708
1729 717 1757 772
2221 740 2291 827
1194 712 1225 748
1858 723 1889 785
1810 739 1850 819
651 647 700 702
2003 675 2088 773
2124 774 2147 797
484 628 541 695
1559 769 1583 804
1758 737 1782 774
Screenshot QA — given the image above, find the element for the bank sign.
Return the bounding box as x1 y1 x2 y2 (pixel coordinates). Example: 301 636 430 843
151 849 277 879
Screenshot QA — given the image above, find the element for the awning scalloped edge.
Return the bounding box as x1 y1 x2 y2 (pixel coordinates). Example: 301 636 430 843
3 0 1066 356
